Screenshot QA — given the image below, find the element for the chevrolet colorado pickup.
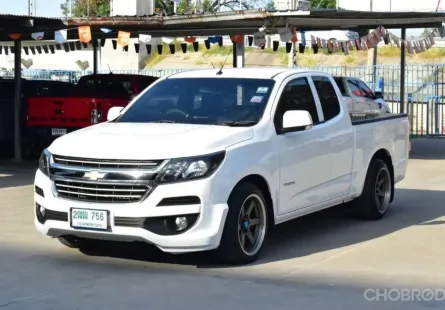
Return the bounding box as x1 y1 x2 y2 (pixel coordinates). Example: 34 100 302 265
34 68 410 265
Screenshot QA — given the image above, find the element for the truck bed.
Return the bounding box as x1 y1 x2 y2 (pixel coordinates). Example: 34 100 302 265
350 113 409 200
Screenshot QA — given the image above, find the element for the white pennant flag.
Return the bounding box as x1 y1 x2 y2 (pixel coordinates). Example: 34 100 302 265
55 30 67 44
361 38 367 50
310 35 316 45
407 41 414 54
253 31 266 47
31 32 44 40
429 34 435 46
343 43 349 55
278 27 292 42
139 34 152 43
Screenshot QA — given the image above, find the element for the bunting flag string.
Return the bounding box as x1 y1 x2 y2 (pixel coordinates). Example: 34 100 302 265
2 24 444 64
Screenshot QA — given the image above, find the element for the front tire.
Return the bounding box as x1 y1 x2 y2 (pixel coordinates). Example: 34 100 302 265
352 159 392 220
217 183 268 265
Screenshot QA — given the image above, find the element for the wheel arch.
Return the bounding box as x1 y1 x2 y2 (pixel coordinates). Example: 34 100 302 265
370 148 395 202
230 174 275 227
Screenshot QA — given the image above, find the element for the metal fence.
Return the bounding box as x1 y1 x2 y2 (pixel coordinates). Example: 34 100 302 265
16 65 445 136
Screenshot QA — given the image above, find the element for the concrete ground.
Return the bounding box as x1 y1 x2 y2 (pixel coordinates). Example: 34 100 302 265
0 138 444 310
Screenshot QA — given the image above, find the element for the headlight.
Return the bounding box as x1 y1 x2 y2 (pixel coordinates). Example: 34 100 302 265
38 149 51 176
155 151 225 184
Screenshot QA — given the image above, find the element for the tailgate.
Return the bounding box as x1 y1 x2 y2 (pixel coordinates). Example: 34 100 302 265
27 97 130 129
27 97 92 128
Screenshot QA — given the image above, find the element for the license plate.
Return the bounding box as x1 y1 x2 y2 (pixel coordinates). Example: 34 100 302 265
52 128 67 136
70 208 109 231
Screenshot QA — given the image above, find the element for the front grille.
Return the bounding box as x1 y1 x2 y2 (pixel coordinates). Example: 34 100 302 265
55 179 150 203
53 155 163 170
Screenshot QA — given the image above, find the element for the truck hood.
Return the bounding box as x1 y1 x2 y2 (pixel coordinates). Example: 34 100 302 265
48 123 254 160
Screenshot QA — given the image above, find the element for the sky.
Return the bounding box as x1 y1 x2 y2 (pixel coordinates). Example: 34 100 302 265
2 0 63 17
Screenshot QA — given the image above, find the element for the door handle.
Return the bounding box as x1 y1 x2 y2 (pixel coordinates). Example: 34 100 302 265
319 136 328 143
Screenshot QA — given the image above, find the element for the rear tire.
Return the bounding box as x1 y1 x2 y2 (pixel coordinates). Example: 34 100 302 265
352 159 392 220
217 183 268 265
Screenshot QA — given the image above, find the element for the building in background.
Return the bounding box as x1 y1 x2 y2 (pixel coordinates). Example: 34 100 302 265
337 0 444 12
110 0 154 16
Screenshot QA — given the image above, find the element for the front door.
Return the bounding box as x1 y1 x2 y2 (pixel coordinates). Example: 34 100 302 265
273 76 331 215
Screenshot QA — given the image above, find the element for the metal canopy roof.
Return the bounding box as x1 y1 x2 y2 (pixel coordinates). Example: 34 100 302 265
0 14 67 33
0 9 444 40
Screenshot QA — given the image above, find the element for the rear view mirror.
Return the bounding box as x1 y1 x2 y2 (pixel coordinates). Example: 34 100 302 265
107 106 124 121
374 91 384 100
280 110 313 134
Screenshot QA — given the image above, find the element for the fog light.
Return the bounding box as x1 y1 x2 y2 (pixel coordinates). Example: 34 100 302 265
39 206 46 217
175 217 188 231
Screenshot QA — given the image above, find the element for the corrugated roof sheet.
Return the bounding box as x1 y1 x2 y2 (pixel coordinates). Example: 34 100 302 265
0 9 444 40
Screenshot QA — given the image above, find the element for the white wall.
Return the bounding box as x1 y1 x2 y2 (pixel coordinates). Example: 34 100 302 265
111 0 154 16
338 0 444 11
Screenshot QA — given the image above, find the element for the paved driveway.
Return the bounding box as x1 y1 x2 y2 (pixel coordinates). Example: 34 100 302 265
0 139 444 310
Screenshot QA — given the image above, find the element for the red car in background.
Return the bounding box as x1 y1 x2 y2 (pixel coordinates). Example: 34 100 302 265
24 73 159 158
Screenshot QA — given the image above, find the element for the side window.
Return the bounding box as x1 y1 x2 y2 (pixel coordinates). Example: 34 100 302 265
312 76 341 121
334 78 348 96
348 80 363 97
274 77 319 130
358 81 375 99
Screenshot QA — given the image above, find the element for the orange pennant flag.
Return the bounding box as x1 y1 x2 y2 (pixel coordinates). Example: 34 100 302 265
118 31 131 47
8 33 21 40
184 36 196 43
78 26 92 43
230 35 244 44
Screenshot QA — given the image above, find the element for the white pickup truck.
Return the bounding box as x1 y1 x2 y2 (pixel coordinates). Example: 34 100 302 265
34 68 409 265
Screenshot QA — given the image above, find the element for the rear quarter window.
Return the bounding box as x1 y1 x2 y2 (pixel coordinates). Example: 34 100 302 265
311 76 341 121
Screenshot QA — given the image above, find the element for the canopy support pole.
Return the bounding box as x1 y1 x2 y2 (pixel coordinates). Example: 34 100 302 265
400 28 406 114
14 39 22 161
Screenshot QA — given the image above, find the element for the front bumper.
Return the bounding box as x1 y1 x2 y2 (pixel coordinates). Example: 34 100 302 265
34 170 228 253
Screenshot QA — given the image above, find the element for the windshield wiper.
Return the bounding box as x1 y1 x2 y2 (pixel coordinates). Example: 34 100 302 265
147 120 176 123
212 121 258 127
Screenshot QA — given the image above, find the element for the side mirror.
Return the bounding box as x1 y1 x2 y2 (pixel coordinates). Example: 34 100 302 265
279 110 313 134
374 91 384 100
107 106 124 121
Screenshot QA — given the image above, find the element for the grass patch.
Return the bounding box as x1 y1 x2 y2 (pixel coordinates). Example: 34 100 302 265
201 45 233 56
145 40 200 67
342 54 357 65
418 48 445 60
377 46 400 57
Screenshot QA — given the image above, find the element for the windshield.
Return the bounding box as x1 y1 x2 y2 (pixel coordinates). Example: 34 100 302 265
76 75 135 98
116 78 276 126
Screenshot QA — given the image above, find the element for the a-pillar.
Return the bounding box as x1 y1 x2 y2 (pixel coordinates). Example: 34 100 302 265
14 39 22 160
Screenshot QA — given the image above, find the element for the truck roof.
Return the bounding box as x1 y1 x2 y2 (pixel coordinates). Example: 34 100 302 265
166 68 328 80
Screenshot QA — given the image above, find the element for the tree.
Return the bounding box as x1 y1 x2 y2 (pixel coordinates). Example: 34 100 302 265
309 0 336 9
265 0 276 11
61 0 111 17
421 28 433 38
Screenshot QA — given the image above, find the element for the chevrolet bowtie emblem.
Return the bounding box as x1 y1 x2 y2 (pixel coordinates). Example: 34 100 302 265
89 170 100 181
